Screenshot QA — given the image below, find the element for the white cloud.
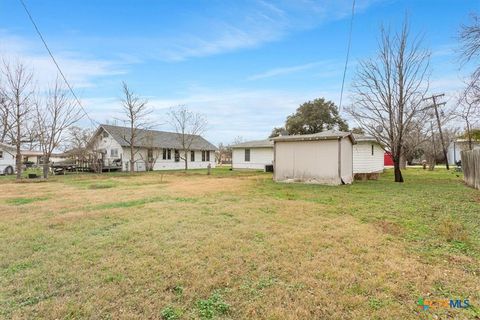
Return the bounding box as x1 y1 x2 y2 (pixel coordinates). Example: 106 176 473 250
248 61 329 80
0 30 130 88
83 86 341 145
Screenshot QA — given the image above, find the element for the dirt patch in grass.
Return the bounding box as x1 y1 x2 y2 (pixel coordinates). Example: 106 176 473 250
374 220 404 236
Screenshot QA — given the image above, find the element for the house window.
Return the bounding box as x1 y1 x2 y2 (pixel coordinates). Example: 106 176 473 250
110 149 118 158
162 148 167 160
147 149 153 161
0 151 3 159
201 151 206 161
167 149 172 160
371 145 374 156
245 148 251 162
174 149 180 162
191 150 195 162
102 131 109 138
206 150 210 161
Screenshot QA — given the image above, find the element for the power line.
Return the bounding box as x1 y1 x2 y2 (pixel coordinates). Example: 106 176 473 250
338 0 356 114
18 0 98 126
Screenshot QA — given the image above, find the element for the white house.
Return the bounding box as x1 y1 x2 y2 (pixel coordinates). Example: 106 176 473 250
231 139 274 170
272 130 355 185
352 134 384 174
90 124 217 171
447 139 480 165
0 142 15 175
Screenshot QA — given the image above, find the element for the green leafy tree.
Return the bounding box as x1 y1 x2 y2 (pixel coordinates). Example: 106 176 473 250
284 98 348 135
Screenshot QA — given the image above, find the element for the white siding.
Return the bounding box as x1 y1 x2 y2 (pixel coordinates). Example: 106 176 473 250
232 147 273 170
448 141 480 165
274 138 353 185
353 142 384 174
124 148 216 172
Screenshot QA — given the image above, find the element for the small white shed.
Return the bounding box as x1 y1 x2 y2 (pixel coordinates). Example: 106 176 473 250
231 139 274 171
352 134 384 174
0 142 16 175
272 130 355 185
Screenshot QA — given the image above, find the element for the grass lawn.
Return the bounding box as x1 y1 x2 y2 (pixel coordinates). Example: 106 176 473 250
0 168 479 319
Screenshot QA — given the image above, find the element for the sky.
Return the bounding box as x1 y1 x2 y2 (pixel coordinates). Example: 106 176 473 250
0 0 479 145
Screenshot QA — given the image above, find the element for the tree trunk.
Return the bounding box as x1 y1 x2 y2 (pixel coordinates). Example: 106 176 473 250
393 159 404 182
130 145 135 173
184 150 188 171
15 117 21 180
399 153 407 170
15 146 22 180
43 156 49 179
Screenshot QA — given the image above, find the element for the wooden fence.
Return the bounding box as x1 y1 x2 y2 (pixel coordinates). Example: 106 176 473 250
461 149 480 190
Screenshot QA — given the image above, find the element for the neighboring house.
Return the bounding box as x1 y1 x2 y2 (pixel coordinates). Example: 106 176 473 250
352 134 384 174
90 124 217 171
272 130 355 185
21 150 67 165
231 139 274 171
447 139 480 165
0 142 16 175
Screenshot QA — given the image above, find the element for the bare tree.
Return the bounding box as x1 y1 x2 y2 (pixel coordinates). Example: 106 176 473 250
459 13 480 86
35 77 83 178
348 20 430 182
456 81 480 150
138 132 162 171
168 105 207 170
1 60 35 180
0 89 13 143
117 82 152 173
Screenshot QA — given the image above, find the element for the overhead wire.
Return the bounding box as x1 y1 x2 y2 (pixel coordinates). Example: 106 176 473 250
338 0 356 113
18 0 98 126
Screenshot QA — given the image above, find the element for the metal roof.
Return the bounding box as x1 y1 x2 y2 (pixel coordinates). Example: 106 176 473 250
231 139 273 148
271 130 356 144
99 124 217 151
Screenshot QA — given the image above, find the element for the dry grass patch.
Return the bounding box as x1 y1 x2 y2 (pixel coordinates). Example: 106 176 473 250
0 168 479 319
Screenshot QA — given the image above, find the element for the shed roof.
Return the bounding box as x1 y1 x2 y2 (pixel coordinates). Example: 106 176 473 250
271 130 356 144
231 139 273 149
99 124 217 151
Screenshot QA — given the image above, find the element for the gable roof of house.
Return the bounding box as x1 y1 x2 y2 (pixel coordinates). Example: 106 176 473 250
231 139 273 149
271 130 356 144
98 124 217 150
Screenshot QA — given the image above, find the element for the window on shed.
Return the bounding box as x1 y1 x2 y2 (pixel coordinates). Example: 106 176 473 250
174 149 180 162
0 151 3 159
245 149 251 162
191 150 195 162
201 150 206 161
162 148 167 160
371 145 374 156
110 149 118 157
206 150 210 161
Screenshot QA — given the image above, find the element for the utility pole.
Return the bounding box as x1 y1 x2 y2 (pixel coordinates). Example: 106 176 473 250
423 94 449 170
